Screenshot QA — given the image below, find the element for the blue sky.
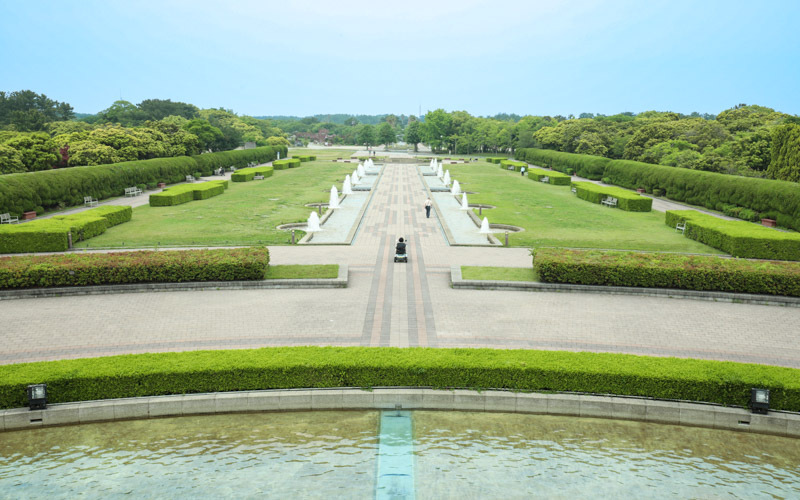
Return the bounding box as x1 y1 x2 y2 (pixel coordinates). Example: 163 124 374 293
1 0 798 117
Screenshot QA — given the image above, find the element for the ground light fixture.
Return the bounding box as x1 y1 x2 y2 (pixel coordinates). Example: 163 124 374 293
27 383 47 410
750 388 770 414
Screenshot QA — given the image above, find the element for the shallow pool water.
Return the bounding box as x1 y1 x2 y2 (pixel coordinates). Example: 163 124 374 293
1 411 799 499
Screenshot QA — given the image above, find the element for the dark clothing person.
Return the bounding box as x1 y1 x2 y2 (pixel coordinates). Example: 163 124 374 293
396 238 406 255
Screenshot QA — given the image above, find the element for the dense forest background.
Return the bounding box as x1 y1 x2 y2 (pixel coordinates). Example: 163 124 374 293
1 90 798 182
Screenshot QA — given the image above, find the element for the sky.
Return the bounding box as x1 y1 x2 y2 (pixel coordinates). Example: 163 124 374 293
1 0 799 118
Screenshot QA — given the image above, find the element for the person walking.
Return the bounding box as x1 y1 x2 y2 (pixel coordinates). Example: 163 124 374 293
520 166 526 176
425 198 432 218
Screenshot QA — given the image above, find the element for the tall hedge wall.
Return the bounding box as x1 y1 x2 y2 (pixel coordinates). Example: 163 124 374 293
516 148 610 180
0 146 286 217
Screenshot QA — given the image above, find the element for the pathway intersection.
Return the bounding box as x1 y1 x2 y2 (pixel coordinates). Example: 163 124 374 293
1 160 799 369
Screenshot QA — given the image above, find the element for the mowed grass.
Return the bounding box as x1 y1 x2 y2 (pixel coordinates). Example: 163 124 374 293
289 147 358 161
77 161 356 248
461 266 537 281
448 161 724 253
265 264 339 279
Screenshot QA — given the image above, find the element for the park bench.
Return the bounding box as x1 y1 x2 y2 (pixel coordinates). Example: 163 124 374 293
1 213 19 224
675 221 686 233
571 187 577 194
229 166 236 172
186 175 195 183
124 186 142 197
254 174 265 180
84 196 99 207
600 196 618 208
541 176 550 183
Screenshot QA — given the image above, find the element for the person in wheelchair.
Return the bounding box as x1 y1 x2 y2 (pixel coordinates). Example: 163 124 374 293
394 237 408 262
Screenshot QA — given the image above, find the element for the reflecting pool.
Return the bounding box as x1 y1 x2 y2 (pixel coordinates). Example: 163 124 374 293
1 411 799 499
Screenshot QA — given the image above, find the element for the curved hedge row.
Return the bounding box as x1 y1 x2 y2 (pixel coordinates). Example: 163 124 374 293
533 247 800 296
231 166 275 182
0 146 286 217
666 210 800 260
515 148 800 231
527 168 571 185
1 346 798 411
573 182 653 211
516 148 609 180
149 180 227 206
0 206 131 253
0 247 270 289
273 158 301 170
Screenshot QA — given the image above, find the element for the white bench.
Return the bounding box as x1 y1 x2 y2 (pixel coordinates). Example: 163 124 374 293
186 175 195 183
254 174 265 180
571 187 577 194
600 196 618 207
124 187 142 197
541 176 550 183
676 221 686 233
84 196 98 207
1 213 19 224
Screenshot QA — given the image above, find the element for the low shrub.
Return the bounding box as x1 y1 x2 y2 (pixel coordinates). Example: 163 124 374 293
149 180 227 206
0 346 798 412
533 247 800 297
231 166 274 182
527 168 571 185
292 155 316 162
500 159 527 171
572 182 653 211
487 157 508 164
666 210 800 260
273 158 301 170
0 247 270 289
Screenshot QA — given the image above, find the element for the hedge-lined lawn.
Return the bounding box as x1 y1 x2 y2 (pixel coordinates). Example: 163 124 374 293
288 147 358 161
265 264 339 279
76 162 355 248
461 266 537 282
449 162 723 253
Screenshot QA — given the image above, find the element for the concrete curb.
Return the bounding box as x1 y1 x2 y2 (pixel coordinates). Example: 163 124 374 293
450 265 800 307
3 388 798 438
0 265 349 300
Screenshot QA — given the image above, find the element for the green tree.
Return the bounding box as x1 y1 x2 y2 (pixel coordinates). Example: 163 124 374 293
183 119 224 151
137 99 199 121
767 123 800 182
377 122 395 149
404 121 422 151
3 132 58 171
422 109 453 152
356 124 376 146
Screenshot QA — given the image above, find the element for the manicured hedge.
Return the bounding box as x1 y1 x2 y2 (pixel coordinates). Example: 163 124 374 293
0 247 270 290
149 180 227 206
605 159 800 231
231 166 275 182
572 182 653 211
533 247 800 296
527 167 572 185
273 158 301 169
516 148 610 180
292 155 316 162
0 346 799 412
666 210 800 261
0 147 285 218
487 157 508 164
0 206 132 253
499 159 527 171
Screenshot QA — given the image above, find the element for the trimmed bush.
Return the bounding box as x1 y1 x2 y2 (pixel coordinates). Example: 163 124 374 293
572 182 653 211
0 247 270 289
533 247 800 297
527 167 571 185
0 147 285 218
292 155 316 162
666 210 800 260
515 148 610 180
500 159 527 171
231 166 274 182
487 157 508 164
0 205 133 253
149 180 227 206
0 346 799 412
273 158 301 170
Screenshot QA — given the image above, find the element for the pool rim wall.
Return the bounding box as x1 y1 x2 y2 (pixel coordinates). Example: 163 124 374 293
2 387 798 438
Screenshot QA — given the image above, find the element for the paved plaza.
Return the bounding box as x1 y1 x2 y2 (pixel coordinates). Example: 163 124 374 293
1 161 799 368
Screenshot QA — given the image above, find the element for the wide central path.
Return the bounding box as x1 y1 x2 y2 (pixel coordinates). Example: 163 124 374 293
2 163 799 368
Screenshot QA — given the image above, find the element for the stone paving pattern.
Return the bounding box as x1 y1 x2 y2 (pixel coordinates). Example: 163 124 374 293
1 162 799 368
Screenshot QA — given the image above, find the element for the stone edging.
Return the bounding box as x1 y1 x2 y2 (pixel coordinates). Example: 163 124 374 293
0 265 348 300
451 266 800 307
2 388 798 438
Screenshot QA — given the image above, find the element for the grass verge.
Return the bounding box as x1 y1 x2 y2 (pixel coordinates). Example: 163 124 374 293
265 264 339 279
461 266 537 282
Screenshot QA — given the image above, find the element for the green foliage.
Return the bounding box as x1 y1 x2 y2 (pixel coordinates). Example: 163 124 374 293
0 132 59 173
499 159 526 171
572 182 653 211
0 90 74 131
377 122 395 147
666 210 800 260
533 247 800 296
149 180 227 206
767 123 800 182
527 167 571 185
273 158 301 169
487 157 507 164
1 346 799 412
516 148 610 179
0 247 270 289
231 166 274 182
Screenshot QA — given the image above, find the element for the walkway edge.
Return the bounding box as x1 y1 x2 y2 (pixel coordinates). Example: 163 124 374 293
451 266 800 307
0 265 348 300
2 388 798 438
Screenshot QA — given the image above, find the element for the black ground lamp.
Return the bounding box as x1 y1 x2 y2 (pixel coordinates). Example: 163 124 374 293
750 388 769 414
27 383 47 410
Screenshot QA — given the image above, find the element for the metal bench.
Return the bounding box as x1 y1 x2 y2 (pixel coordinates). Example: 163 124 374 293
84 196 99 207
541 176 550 183
1 213 19 224
676 221 686 233
253 174 265 180
600 196 618 207
186 175 195 183
124 187 142 197
571 187 577 194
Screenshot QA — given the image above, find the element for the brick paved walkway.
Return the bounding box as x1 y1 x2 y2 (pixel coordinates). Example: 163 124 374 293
2 162 799 368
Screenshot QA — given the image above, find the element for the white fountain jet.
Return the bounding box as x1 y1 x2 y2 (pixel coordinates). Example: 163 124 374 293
430 158 436 169
307 211 322 232
437 163 443 178
352 169 360 185
329 186 340 209
343 175 353 195
451 179 461 195
479 217 492 234
460 192 469 210
442 170 451 187
357 163 366 177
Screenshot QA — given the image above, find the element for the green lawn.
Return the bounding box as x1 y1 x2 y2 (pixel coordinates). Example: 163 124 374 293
76 161 355 248
289 147 358 161
449 162 723 253
265 264 338 279
461 266 537 281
